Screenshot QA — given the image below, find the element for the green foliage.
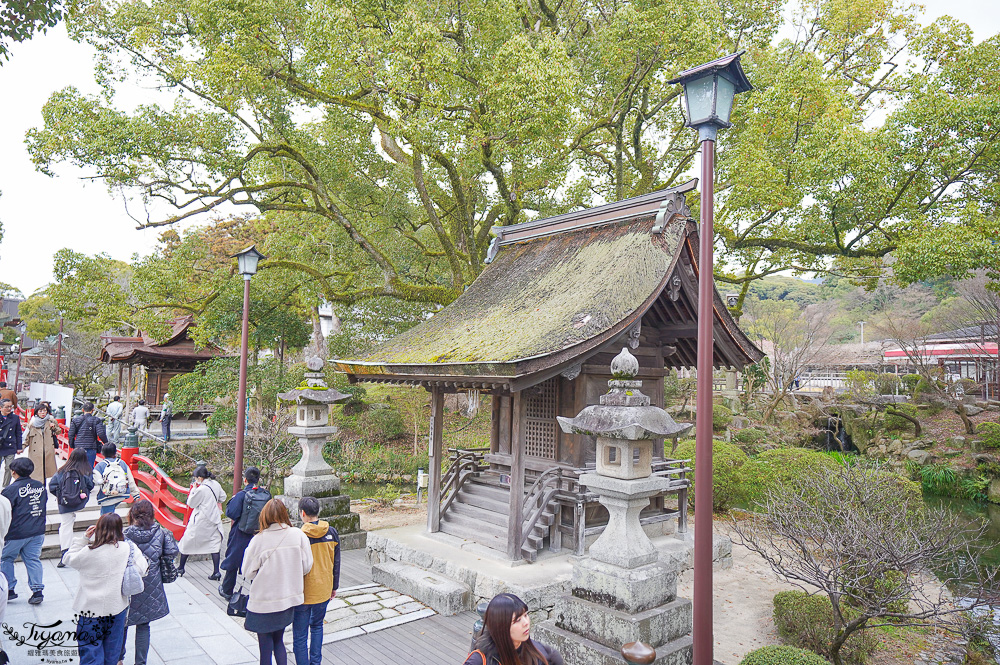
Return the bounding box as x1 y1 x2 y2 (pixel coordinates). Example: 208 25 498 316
372 483 402 508
773 591 878 665
327 299 436 358
713 404 733 432
959 475 990 503
739 449 840 507
977 422 1000 450
918 464 959 496
326 441 426 483
16 292 61 340
844 369 878 397
0 0 63 62
367 407 406 440
885 403 919 432
739 645 829 665
845 570 908 616
673 439 748 513
901 374 922 393
733 427 767 445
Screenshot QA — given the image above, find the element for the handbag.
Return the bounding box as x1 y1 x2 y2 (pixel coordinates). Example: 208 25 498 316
226 529 288 618
159 528 179 584
227 588 250 617
122 541 146 596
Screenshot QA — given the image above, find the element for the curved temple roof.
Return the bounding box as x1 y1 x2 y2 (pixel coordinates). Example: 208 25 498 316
334 185 763 388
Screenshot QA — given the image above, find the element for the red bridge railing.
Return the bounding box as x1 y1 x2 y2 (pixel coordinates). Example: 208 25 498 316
15 406 191 539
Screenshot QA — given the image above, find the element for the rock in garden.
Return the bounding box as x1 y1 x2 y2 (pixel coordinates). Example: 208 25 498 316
907 449 932 465
964 405 984 416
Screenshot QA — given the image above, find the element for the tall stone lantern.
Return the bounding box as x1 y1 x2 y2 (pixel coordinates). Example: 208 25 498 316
277 357 365 548
533 347 694 665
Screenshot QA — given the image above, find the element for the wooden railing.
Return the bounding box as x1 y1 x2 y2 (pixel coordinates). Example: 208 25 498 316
520 467 565 561
16 405 192 539
125 452 192 540
439 447 489 515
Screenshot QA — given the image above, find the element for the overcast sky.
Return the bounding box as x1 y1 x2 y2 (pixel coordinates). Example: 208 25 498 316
0 0 997 298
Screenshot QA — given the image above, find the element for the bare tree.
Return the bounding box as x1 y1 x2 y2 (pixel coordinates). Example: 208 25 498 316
211 408 300 488
744 299 833 421
732 464 995 665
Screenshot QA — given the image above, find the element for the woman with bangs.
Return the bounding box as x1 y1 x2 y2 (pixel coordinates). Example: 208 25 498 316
65 512 149 665
241 498 313 665
464 593 564 665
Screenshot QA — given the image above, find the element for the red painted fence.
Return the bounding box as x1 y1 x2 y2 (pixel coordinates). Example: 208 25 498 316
15 406 191 539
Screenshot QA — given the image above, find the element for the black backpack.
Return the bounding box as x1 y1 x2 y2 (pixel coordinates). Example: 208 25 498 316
58 470 85 506
236 487 271 535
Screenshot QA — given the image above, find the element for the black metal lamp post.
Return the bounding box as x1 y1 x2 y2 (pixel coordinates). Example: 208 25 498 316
232 245 266 494
668 52 752 665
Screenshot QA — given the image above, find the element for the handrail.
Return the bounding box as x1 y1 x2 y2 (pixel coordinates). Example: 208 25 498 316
128 453 192 541
17 405 192 539
439 448 488 515
520 467 565 559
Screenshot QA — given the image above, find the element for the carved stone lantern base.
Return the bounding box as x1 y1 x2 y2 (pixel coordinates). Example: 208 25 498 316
580 473 668 569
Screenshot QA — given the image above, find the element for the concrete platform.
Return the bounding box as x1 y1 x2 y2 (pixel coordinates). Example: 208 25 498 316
366 523 732 620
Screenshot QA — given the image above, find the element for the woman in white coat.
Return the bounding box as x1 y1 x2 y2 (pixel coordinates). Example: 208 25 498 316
177 466 226 580
65 512 149 665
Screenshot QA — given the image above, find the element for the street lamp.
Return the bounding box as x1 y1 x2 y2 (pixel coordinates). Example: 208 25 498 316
231 245 266 494
668 52 752 665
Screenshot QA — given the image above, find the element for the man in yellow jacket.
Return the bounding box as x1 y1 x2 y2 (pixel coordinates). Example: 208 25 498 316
294 496 341 665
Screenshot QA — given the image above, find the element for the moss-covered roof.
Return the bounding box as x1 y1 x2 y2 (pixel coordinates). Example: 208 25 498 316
334 215 683 380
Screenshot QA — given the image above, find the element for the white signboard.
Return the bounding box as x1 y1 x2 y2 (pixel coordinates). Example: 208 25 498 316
28 383 75 421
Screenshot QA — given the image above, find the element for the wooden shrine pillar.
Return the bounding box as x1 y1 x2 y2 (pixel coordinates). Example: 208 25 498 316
427 386 444 533
507 390 525 560
116 366 123 397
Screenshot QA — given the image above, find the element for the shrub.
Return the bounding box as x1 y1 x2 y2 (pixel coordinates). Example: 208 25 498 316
919 463 959 495
739 449 839 507
901 374 921 393
673 439 748 512
773 591 877 665
875 374 902 395
978 422 1000 450
739 646 828 665
733 427 767 445
368 407 406 439
884 403 919 432
713 404 733 432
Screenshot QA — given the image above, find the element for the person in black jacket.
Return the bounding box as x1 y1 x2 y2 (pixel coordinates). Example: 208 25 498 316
48 448 96 567
0 398 23 488
1 458 48 605
67 402 108 468
218 467 270 599
463 593 564 665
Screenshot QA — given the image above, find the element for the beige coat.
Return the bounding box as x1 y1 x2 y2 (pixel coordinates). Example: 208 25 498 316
24 416 59 481
243 524 313 613
65 536 149 617
178 478 226 555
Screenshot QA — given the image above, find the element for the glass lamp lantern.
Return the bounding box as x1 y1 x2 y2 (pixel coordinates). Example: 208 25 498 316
668 51 753 142
233 245 266 279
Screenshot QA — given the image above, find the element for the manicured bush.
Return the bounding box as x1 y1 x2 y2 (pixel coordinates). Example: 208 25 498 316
884 403 919 432
733 427 767 445
739 448 839 507
739 645 828 665
713 404 733 432
773 591 877 665
978 422 1000 450
901 374 921 393
673 439 748 512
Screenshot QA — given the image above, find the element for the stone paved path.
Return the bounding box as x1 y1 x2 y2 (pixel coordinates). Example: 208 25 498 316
0 549 478 665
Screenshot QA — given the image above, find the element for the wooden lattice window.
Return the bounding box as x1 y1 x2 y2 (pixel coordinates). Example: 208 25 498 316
524 378 557 459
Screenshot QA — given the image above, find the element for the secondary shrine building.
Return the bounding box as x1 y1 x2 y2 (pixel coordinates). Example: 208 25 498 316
335 182 763 562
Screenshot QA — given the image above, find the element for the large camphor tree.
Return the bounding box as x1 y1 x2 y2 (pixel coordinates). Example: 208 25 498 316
25 0 1000 313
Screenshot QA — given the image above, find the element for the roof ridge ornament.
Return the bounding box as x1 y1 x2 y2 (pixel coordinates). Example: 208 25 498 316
651 191 694 235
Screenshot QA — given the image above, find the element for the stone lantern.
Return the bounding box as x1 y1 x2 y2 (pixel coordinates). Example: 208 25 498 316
533 347 694 665
557 347 691 567
276 357 364 547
